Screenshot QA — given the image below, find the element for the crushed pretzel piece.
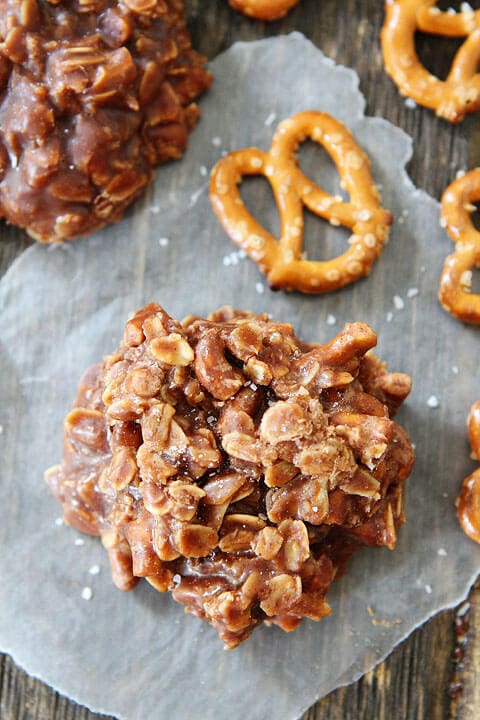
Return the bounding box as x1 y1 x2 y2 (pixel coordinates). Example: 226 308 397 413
210 111 392 294
46 303 414 648
381 1 480 122
439 168 480 324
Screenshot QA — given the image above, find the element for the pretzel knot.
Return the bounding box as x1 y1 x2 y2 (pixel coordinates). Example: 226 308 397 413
228 0 300 20
210 112 392 294
438 169 480 324
457 401 480 543
381 0 480 122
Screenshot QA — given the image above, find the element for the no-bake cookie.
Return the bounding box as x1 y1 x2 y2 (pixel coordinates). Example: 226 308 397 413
46 303 415 648
0 0 211 242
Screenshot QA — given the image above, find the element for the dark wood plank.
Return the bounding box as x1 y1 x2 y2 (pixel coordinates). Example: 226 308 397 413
1 1 477 719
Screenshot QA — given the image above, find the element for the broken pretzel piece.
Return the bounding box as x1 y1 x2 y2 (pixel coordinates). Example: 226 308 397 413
439 168 480 324
228 0 300 20
381 0 480 122
210 111 392 294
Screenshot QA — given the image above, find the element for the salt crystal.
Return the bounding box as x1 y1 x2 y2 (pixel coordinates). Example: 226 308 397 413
326 314 336 326
425 584 432 594
386 311 393 322
407 287 419 298
405 98 417 109
54 517 63 527
89 565 100 576
393 295 404 310
150 205 160 214
75 538 85 547
255 282 265 294
81 587 93 601
158 237 169 247
452 365 459 375
211 136 222 147
264 112 276 127
438 547 448 557
199 165 208 177
427 395 439 409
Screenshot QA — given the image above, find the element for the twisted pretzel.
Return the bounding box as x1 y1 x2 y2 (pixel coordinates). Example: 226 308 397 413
228 0 300 20
457 401 480 544
210 112 392 294
381 0 480 122
439 169 480 324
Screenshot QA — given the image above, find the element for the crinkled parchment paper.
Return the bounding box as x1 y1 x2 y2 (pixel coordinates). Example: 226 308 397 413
1 33 480 720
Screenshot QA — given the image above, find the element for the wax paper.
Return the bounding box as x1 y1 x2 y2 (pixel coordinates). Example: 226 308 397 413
1 33 479 720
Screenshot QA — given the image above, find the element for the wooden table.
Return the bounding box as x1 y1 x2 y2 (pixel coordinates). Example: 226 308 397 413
2 1 480 718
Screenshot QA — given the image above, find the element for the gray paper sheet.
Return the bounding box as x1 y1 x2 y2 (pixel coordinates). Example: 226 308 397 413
1 33 479 720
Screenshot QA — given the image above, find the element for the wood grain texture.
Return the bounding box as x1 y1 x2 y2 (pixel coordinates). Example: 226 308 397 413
1 0 478 718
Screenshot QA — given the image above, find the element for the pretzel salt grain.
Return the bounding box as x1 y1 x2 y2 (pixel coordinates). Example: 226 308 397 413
457 401 480 544
439 169 480 324
228 0 300 20
381 0 480 122
210 111 392 294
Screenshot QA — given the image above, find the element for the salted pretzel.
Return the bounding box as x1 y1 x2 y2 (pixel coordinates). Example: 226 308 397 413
381 0 480 122
457 401 480 544
439 169 480 324
228 0 300 20
210 111 392 294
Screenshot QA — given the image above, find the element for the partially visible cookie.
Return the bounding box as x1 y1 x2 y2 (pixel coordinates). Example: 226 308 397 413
0 0 211 242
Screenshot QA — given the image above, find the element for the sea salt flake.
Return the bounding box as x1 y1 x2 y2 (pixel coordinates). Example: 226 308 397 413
199 165 208 177
81 587 93 601
264 112 276 126
75 538 85 547
158 237 169 247
211 136 222 147
452 365 459 375
54 517 63 527
427 395 439 409
326 314 336 326
393 295 404 310
438 547 448 557
425 584 432 594
255 282 265 294
407 287 419 298
405 98 417 109
150 205 160 214
89 565 100 576
386 311 393 322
